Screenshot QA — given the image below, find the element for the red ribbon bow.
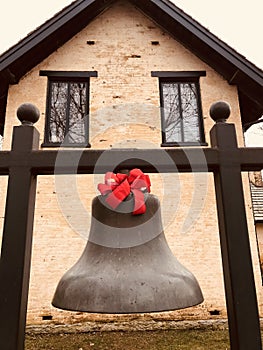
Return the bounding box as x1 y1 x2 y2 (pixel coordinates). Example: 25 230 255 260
98 169 151 215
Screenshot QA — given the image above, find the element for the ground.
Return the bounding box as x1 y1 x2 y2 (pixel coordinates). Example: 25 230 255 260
26 329 230 349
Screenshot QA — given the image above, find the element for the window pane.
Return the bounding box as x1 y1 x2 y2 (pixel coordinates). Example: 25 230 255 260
46 80 89 145
162 83 182 143
161 81 202 144
49 82 68 143
180 83 200 142
68 83 87 144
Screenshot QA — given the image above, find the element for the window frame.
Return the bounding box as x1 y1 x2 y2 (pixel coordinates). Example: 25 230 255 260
40 71 97 148
152 71 207 147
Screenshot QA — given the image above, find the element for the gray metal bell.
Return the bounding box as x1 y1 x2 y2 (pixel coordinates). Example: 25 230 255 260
52 194 203 313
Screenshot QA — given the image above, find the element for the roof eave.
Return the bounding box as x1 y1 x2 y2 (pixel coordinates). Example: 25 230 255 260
0 0 114 81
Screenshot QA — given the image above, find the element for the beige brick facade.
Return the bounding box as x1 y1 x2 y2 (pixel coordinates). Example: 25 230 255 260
0 0 262 326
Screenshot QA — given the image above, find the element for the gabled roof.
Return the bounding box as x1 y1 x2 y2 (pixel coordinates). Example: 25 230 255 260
0 0 263 135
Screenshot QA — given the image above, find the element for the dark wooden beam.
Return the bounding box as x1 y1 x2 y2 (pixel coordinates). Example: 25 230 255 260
211 122 262 350
0 126 39 350
1 146 263 176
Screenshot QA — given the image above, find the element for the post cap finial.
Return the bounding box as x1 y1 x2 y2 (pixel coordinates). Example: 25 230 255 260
17 103 40 125
209 101 231 123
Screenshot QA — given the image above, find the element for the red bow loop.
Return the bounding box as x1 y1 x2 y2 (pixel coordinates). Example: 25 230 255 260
97 172 128 195
97 169 151 215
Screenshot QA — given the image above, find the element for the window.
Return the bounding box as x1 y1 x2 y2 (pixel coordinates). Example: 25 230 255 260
152 71 206 146
40 71 97 147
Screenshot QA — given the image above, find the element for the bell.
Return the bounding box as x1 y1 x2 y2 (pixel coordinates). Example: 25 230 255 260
52 191 204 313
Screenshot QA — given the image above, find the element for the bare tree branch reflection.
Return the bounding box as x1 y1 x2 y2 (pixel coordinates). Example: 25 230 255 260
49 81 87 144
162 82 201 143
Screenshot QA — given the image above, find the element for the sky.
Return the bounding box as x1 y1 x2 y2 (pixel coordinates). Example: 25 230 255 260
0 0 262 144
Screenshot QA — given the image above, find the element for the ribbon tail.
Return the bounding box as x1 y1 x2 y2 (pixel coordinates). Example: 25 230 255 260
132 189 146 215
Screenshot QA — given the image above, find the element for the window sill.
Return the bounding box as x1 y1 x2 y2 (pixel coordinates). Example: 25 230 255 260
161 142 208 147
41 143 91 148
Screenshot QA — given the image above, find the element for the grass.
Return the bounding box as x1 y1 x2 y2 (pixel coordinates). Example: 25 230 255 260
26 329 230 349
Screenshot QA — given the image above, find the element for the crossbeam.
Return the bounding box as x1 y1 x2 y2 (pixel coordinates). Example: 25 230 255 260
0 147 262 176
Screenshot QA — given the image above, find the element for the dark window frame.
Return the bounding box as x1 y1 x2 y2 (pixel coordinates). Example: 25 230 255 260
152 71 207 147
40 71 97 148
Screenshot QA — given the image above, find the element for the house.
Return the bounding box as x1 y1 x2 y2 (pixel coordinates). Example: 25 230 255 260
0 0 263 327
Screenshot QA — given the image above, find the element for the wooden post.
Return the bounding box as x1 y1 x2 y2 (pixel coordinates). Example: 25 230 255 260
210 102 262 350
0 104 40 350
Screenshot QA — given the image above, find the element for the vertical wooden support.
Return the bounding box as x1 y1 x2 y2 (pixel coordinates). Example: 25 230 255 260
0 105 40 350
210 102 262 350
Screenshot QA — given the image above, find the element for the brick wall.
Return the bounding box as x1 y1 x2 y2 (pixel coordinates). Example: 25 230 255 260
0 0 261 325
